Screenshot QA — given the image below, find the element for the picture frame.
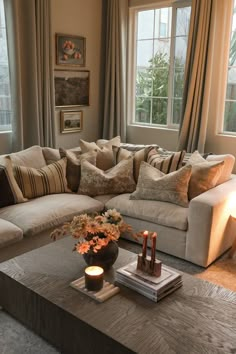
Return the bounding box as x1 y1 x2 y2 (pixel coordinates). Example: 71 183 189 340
54 70 90 107
60 110 83 133
56 33 86 66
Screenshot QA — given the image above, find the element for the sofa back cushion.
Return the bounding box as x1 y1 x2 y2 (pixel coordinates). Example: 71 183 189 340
13 158 70 199
78 157 136 196
130 162 192 207
0 156 26 207
10 145 46 168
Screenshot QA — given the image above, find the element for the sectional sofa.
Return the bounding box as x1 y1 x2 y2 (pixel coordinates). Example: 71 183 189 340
0 138 236 267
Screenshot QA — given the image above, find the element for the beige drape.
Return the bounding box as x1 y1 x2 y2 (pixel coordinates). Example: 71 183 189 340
102 0 128 142
4 0 55 151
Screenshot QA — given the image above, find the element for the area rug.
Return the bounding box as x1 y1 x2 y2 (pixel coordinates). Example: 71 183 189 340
0 239 235 353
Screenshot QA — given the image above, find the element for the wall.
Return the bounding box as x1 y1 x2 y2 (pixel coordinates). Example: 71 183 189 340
51 0 103 149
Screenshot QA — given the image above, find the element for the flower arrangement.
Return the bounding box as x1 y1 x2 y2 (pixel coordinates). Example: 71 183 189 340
51 209 135 255
62 40 82 60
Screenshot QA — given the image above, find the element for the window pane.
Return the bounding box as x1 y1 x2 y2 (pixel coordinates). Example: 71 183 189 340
135 97 151 123
0 0 11 131
173 68 184 98
152 68 169 97
154 38 170 60
137 40 153 67
224 101 236 131
154 8 171 39
136 68 152 96
175 36 188 66
176 7 191 36
152 98 167 124
172 98 183 124
138 10 154 40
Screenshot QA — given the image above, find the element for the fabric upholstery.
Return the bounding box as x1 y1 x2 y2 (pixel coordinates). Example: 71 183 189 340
0 194 104 237
106 193 188 231
130 162 192 207
0 219 23 249
147 148 185 174
42 147 61 164
78 158 136 196
0 156 26 207
206 154 235 185
59 148 97 192
10 145 46 168
14 158 70 199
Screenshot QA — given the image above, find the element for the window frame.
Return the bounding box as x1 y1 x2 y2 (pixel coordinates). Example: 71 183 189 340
127 0 191 130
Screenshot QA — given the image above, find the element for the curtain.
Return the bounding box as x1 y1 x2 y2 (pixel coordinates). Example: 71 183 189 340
102 0 128 142
177 0 214 153
4 0 55 151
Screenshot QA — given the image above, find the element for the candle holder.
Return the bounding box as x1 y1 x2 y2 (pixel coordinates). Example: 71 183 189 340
137 231 162 277
84 266 104 291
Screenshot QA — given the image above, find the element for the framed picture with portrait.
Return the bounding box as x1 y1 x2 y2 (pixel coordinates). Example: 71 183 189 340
56 33 86 66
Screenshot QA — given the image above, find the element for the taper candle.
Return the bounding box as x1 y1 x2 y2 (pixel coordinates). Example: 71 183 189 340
142 230 148 259
151 232 157 266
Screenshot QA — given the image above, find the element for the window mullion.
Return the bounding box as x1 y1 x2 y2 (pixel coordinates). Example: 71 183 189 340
167 6 176 128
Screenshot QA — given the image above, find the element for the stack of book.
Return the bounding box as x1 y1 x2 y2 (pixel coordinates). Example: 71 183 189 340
116 260 182 302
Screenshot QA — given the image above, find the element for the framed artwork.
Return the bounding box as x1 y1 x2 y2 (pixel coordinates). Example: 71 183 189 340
60 110 83 133
54 70 90 107
56 33 86 66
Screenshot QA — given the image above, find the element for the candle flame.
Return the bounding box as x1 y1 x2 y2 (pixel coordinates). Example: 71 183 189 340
143 230 149 237
85 266 104 276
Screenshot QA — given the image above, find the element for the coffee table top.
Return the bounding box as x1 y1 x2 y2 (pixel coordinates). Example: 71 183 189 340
1 237 236 354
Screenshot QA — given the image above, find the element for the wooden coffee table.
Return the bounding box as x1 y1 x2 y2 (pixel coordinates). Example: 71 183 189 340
0 237 236 354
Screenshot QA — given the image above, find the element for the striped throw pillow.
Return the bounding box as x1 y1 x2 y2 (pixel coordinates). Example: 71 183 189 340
14 158 71 199
147 148 185 174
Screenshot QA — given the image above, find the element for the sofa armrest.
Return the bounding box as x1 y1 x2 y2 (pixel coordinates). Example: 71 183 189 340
186 175 236 267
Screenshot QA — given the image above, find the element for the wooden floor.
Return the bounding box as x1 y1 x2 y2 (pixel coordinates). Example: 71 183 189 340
0 237 236 354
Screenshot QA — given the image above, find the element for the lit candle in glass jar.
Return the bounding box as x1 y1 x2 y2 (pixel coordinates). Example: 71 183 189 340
84 266 104 291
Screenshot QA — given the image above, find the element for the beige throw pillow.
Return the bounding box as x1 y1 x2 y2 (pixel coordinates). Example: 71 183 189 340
206 154 235 185
14 158 71 199
78 157 136 196
79 136 120 170
59 148 97 192
130 162 192 207
147 148 185 174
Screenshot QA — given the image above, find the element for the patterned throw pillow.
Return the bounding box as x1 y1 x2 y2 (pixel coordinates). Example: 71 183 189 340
186 151 225 199
79 136 120 170
13 158 71 199
78 157 136 197
0 156 26 207
130 162 192 207
59 148 97 192
147 148 185 174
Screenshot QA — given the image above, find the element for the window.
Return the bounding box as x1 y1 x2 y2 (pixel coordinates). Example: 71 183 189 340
0 0 11 132
223 0 236 133
128 2 191 129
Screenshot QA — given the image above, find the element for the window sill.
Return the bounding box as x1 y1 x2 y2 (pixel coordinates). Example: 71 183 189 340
128 123 179 133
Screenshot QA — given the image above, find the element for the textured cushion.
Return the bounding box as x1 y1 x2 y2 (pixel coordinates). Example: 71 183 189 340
10 145 46 168
206 154 235 185
14 158 71 199
78 157 136 196
80 136 120 170
147 148 185 174
42 147 61 164
105 193 188 231
0 218 23 249
0 156 26 207
59 148 97 192
120 142 159 152
187 151 225 199
0 194 104 237
130 162 192 207
113 146 152 183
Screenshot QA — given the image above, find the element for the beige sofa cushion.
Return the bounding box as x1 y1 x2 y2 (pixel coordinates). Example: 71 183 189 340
105 193 188 231
80 136 120 170
206 154 235 185
0 194 104 237
14 158 71 199
0 156 26 207
10 145 46 168
147 148 185 173
42 147 61 164
0 219 23 249
130 162 192 207
78 158 136 196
